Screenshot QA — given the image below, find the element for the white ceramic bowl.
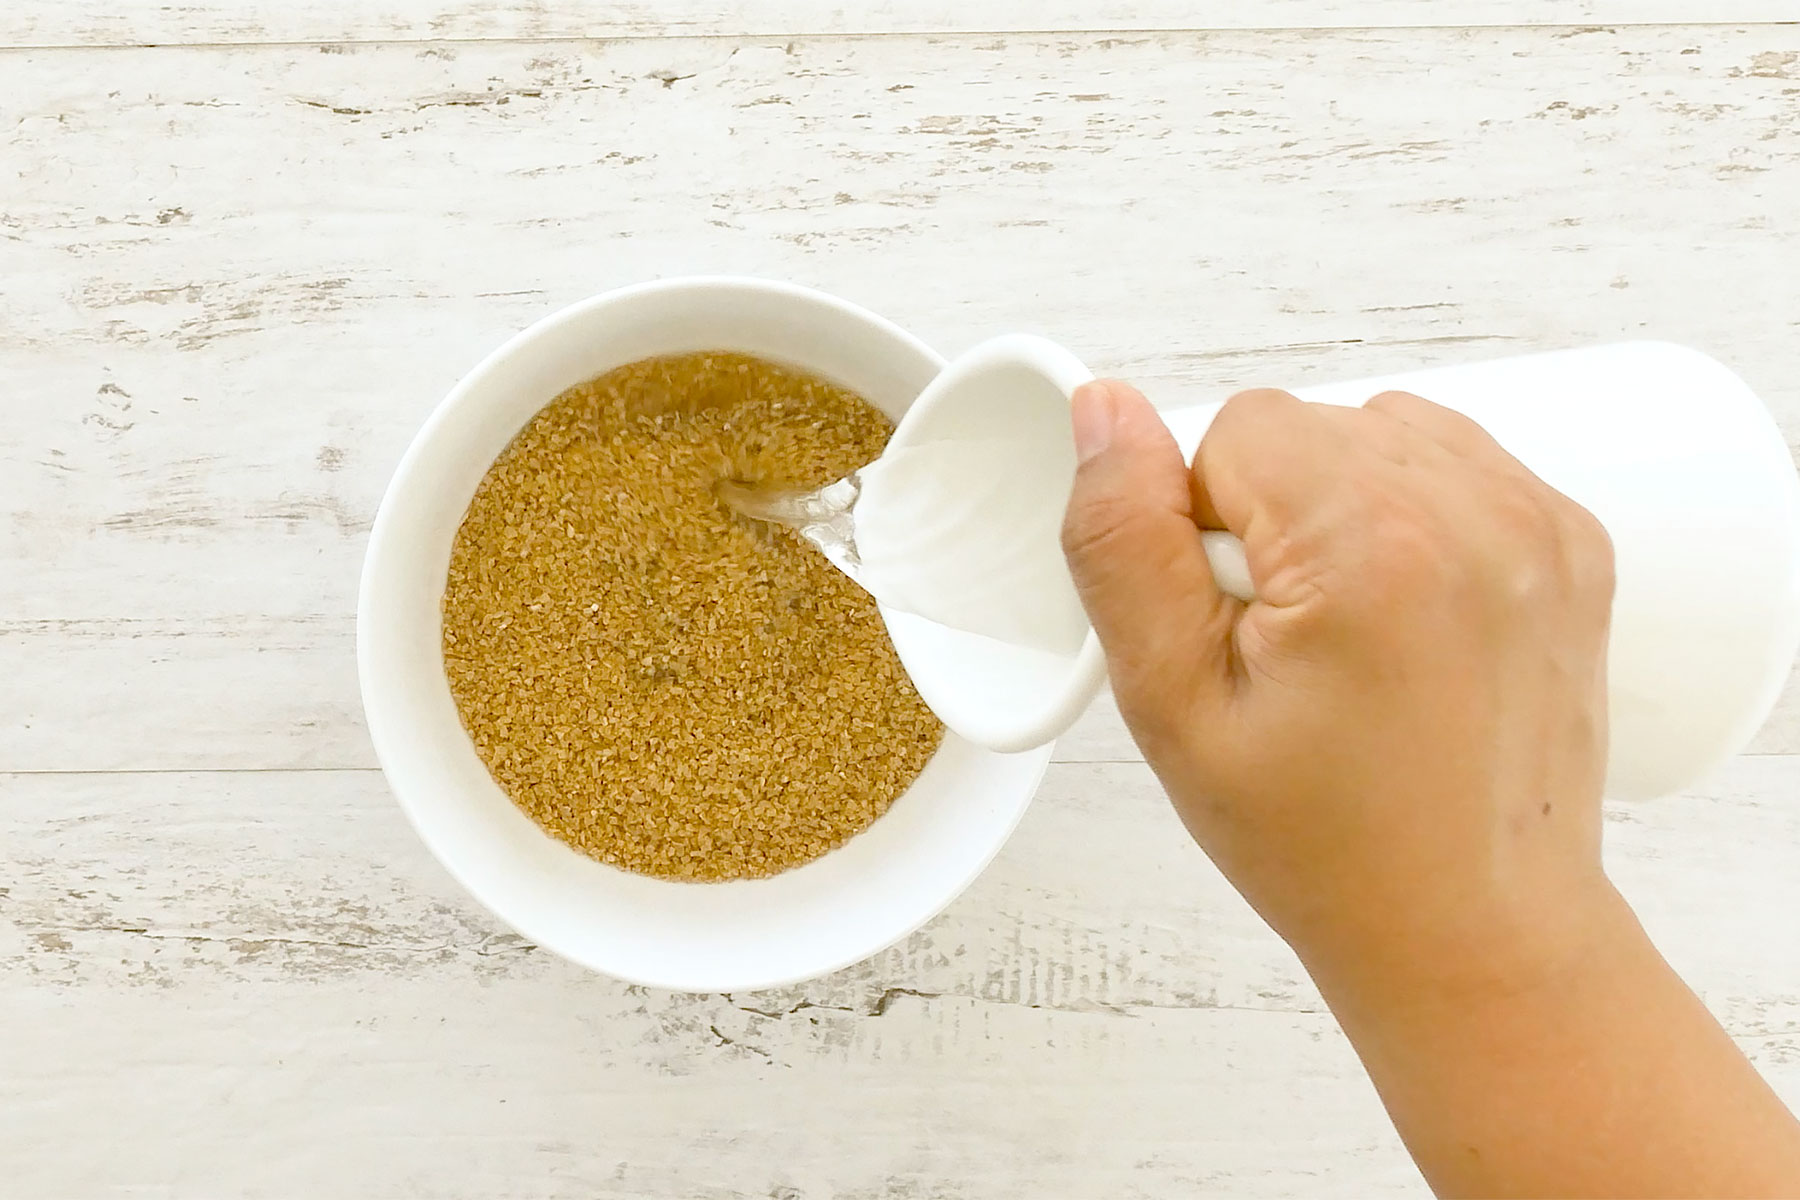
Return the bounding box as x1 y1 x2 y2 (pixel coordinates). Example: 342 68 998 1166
357 277 1053 992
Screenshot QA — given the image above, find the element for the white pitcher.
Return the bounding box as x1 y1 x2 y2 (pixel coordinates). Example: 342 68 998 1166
872 336 1800 802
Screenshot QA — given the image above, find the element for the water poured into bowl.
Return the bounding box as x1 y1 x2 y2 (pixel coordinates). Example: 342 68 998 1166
718 333 1800 802
718 437 1102 654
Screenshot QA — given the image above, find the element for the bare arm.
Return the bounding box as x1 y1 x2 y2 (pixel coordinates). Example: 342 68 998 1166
1059 378 1800 1198
1321 889 1800 1198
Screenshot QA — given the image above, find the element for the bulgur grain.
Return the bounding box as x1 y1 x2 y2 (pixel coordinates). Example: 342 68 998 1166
441 351 943 881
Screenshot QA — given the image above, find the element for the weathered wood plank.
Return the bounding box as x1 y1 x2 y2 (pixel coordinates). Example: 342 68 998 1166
0 619 368 773
3 756 1796 1196
6 17 1798 1200
2 984 1417 1198
5 2 1797 49
9 759 1795 1014
3 28 1798 770
3 618 1791 772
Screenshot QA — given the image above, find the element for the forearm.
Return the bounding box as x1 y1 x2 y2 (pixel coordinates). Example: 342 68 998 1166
1313 886 1800 1198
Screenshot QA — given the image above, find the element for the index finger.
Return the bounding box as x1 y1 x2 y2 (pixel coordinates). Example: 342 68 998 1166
1189 388 1354 535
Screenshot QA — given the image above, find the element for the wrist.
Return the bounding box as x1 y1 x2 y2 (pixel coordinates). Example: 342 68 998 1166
1296 873 1647 1028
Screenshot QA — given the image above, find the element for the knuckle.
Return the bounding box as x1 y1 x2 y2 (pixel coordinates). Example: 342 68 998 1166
1488 490 1616 613
1224 386 1298 407
1561 503 1617 606
1332 464 1618 624
1364 389 1427 414
1487 492 1568 602
1217 388 1299 429
1368 390 1501 454
1498 489 1561 542
1564 499 1612 558
1500 553 1559 606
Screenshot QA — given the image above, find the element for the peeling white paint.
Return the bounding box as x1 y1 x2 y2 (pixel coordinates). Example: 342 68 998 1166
3 15 1798 1197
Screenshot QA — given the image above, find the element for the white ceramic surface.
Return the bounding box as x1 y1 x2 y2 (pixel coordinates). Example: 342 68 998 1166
872 335 1255 752
357 277 1052 991
889 336 1800 801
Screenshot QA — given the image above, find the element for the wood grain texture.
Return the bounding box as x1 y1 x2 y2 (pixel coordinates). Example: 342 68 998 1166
6 1 1798 48
4 27 1799 771
5 18 1800 1198
4 757 1798 1197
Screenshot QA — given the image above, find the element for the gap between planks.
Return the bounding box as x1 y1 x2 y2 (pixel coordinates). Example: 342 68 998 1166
3 753 1796 778
4 21 1799 54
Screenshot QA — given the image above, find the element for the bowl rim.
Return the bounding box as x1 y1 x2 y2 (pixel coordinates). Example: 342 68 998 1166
355 274 1054 991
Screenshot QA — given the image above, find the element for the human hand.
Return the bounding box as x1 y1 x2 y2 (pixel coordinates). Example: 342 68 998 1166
1060 379 1623 999
1061 377 1800 1198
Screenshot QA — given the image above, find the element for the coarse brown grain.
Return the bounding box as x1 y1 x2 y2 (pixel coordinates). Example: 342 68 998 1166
441 351 943 882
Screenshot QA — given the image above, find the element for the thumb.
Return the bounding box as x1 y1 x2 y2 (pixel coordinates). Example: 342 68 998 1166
1061 380 1236 717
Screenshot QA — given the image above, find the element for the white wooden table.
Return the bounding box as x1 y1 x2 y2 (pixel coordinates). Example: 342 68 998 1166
5 3 1798 1195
